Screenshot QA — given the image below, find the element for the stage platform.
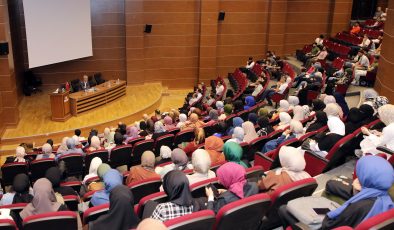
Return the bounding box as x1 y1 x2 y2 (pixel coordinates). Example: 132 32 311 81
0 83 189 151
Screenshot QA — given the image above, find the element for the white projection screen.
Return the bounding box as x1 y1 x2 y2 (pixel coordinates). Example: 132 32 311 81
23 0 93 68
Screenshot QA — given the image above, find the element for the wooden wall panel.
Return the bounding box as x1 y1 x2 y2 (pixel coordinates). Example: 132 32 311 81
375 1 394 102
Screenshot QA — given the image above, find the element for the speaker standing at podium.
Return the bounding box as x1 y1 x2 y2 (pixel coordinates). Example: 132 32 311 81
80 75 91 91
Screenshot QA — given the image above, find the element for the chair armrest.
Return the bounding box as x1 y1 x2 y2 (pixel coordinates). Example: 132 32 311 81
377 146 394 155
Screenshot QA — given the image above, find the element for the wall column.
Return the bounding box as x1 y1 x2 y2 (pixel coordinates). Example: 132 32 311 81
266 0 287 57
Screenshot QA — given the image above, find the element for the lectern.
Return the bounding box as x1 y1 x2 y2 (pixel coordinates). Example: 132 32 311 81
49 91 71 122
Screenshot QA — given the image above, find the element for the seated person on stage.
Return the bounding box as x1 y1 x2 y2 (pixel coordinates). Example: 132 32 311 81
260 76 290 106
80 75 91 91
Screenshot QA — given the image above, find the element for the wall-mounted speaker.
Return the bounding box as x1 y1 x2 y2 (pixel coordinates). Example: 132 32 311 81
144 24 152 33
0 42 9 55
218 11 225 21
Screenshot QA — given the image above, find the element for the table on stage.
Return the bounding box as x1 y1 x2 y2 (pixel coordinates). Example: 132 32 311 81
49 80 126 121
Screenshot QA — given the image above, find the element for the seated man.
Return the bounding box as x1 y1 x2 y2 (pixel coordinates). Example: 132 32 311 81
260 76 290 106
215 81 224 97
350 22 361 35
352 56 379 86
246 57 255 69
80 75 91 91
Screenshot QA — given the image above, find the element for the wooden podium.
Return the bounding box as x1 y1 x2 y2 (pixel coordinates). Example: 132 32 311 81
49 91 71 122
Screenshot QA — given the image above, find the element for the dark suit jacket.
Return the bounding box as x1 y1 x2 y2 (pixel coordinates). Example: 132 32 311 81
80 80 91 90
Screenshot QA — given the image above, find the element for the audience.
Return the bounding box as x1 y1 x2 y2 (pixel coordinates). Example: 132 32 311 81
186 149 216 185
36 143 55 160
45 167 76 197
90 169 123 206
223 142 248 168
204 136 225 163
155 146 172 166
126 151 159 185
242 121 258 143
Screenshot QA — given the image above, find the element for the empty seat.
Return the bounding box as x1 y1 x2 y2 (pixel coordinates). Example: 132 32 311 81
0 219 17 230
83 203 110 225
215 193 271 230
1 162 28 189
128 177 162 205
109 145 132 169
58 154 84 177
173 130 195 146
60 181 82 194
63 195 80 211
164 210 216 230
30 158 56 182
22 211 78 230
127 137 145 146
131 139 155 166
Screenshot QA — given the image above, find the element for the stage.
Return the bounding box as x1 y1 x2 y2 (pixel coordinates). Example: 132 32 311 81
0 83 189 151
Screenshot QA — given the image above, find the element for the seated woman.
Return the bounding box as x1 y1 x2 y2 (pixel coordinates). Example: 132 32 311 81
275 112 292 130
151 171 197 221
247 112 258 125
205 162 258 213
204 136 225 164
80 157 103 196
218 104 233 121
88 185 140 230
345 108 364 135
288 96 300 110
227 127 245 144
19 178 68 225
232 100 244 113
321 156 394 229
271 100 290 120
156 148 193 177
12 146 26 163
258 146 311 194
205 109 219 126
359 104 376 126
223 142 248 168
163 116 176 131
186 149 216 185
0 174 33 206
242 121 258 143
292 105 308 121
124 126 140 143
176 114 187 128
262 120 304 153
155 145 172 166
87 136 104 153
90 169 123 206
151 121 168 140
45 167 76 197
56 137 69 154
305 111 327 133
310 99 326 116
226 117 244 136
126 151 159 185
181 128 205 157
213 121 227 138
36 143 55 160
244 96 256 110
256 117 274 136
181 113 205 130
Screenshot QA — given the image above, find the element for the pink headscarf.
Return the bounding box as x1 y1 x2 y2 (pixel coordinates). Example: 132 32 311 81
126 126 139 139
164 116 176 130
216 162 247 198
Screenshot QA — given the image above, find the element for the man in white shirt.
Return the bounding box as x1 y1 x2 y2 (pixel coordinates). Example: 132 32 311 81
315 34 324 46
251 81 263 97
215 81 224 97
246 57 255 69
260 76 290 106
359 34 371 48
356 51 370 70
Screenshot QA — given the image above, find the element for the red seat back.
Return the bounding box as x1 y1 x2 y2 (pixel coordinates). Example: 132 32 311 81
83 203 110 225
23 211 78 230
131 139 155 166
354 208 394 230
128 177 162 205
164 210 216 230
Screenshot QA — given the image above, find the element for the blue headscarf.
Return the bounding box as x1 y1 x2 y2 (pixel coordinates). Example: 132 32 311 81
333 92 349 117
227 117 244 136
327 156 394 221
90 169 123 206
244 96 256 110
248 113 258 125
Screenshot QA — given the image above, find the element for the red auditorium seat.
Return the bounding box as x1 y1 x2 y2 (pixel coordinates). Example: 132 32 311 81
203 122 218 137
23 211 78 230
131 139 155 166
84 150 109 173
128 177 162 205
173 129 195 146
209 160 227 172
30 158 56 182
167 127 180 136
271 87 290 108
154 134 175 156
261 178 318 230
245 165 264 180
0 219 17 230
1 162 28 189
63 195 80 211
127 136 145 146
60 181 82 193
215 193 271 230
83 189 102 202
136 191 168 218
58 153 84 177
109 144 133 169
0 203 28 215
83 203 110 225
164 210 216 230
304 133 355 177
190 177 221 198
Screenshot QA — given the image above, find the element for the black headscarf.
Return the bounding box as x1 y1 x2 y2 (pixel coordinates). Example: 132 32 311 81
345 108 364 135
45 167 75 196
306 111 327 133
163 170 193 206
359 104 375 124
12 173 33 204
312 99 326 112
90 185 140 230
139 121 147 131
114 132 124 145
233 100 244 113
257 117 274 135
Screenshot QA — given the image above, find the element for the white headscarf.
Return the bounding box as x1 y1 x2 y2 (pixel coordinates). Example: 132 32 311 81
378 104 394 125
324 103 340 117
293 105 306 121
160 146 172 159
177 114 188 128
288 96 299 108
290 120 304 138
327 116 345 136
42 144 52 154
90 136 101 150
57 137 69 153
279 100 290 112
278 112 291 126
15 146 26 162
276 146 311 181
216 101 224 110
231 127 245 143
154 121 166 133
242 121 258 143
363 89 378 100
324 95 336 105
191 149 212 175
83 157 102 183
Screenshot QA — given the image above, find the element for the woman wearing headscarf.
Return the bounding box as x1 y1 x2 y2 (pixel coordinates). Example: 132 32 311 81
182 128 205 156
278 100 290 113
87 136 104 153
83 157 103 184
213 121 227 138
176 114 187 128
275 112 292 130
226 117 244 136
163 116 176 130
186 149 216 185
138 121 149 137
56 137 69 154
233 100 244 113
259 146 311 194
155 145 172 166
126 151 159 185
45 167 76 197
227 127 245 144
359 104 376 125
151 121 168 140
247 112 258 125
205 162 258 213
181 113 205 130
151 171 196 221
204 136 225 164
36 143 55 160
223 142 248 168
305 111 328 133
334 92 350 117
20 178 68 220
345 108 364 135
244 96 256 110
205 109 219 126
90 169 123 206
13 146 26 163
242 121 258 143
311 99 326 114
219 104 233 121
262 120 304 153
321 155 394 229
257 117 274 136
258 108 269 118
323 95 336 105
103 128 115 147
288 96 300 110
216 101 224 114
0 174 33 206
156 148 193 176
292 105 307 121
124 126 140 143
362 88 378 107
89 185 140 230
